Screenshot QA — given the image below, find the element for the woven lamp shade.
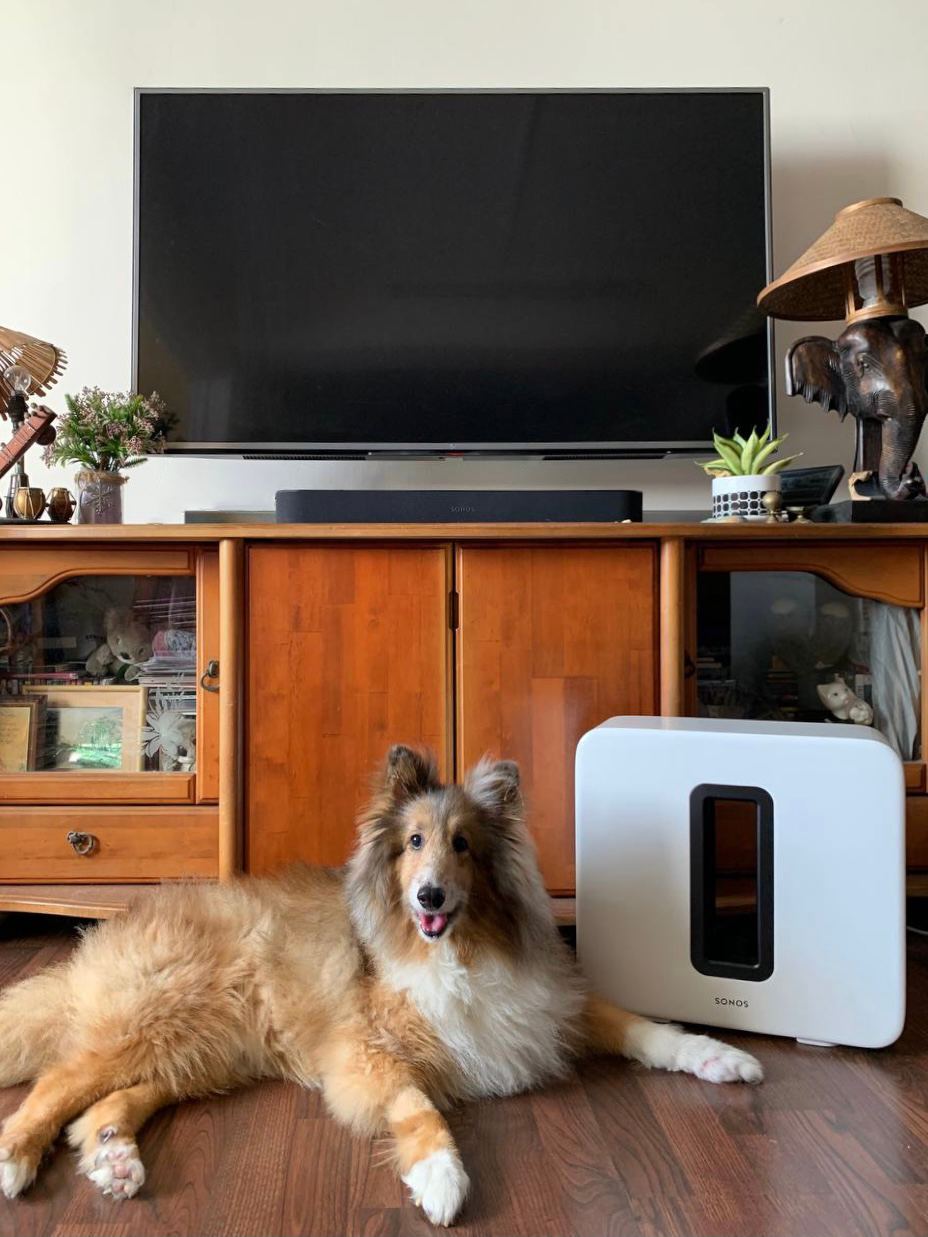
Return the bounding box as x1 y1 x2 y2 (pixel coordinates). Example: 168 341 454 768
757 197 928 321
0 326 67 410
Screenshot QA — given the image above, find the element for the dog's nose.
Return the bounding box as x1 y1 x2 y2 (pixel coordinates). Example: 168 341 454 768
417 884 445 910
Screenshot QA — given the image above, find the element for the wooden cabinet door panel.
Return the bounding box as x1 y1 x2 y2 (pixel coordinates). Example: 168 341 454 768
246 544 451 873
456 544 659 893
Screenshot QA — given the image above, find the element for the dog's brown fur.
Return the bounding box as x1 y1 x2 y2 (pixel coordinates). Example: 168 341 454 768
0 746 762 1224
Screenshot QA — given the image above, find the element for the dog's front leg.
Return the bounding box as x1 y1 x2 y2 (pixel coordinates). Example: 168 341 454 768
321 1043 468 1226
386 1084 469 1226
580 994 763 1084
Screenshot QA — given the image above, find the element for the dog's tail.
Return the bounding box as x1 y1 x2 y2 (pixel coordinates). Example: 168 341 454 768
0 963 73 1085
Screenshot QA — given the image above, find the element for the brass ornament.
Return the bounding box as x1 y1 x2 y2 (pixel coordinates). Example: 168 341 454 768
13 486 46 520
46 487 76 523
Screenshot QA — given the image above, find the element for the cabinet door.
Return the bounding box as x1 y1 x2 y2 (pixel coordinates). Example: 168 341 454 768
0 548 209 804
246 544 452 873
694 541 924 778
456 544 659 893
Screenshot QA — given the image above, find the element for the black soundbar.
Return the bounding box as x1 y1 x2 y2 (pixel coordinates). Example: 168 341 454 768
275 489 643 524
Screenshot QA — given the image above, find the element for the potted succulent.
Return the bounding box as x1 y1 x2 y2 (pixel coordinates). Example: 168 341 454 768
43 388 172 524
697 427 801 521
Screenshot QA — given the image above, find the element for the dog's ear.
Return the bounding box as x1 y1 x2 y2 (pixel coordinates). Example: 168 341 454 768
355 746 438 842
465 757 522 817
383 744 440 803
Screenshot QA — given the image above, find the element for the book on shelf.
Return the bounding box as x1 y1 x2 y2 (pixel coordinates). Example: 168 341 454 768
0 671 82 695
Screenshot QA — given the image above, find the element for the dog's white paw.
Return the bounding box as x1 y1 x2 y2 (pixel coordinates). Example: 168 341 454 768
680 1035 763 1084
402 1148 469 1226
81 1128 145 1201
0 1143 39 1199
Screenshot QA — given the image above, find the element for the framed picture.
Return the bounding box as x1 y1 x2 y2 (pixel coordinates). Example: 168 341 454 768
24 685 146 773
0 697 45 772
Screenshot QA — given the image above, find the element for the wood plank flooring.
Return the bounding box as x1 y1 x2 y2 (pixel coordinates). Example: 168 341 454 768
2 911 928 1236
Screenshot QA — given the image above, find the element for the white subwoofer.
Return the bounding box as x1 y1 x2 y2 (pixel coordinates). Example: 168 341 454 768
575 718 906 1048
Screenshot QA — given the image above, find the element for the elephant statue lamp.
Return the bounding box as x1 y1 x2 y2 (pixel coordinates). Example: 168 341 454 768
787 315 927 503
758 197 928 519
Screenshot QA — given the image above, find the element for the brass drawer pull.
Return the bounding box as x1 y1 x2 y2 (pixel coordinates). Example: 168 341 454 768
66 831 97 856
200 659 220 693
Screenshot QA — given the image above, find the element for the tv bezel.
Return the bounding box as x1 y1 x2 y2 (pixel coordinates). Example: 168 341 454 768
132 87 775 458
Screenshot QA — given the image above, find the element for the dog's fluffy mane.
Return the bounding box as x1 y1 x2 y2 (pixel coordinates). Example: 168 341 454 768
345 746 562 965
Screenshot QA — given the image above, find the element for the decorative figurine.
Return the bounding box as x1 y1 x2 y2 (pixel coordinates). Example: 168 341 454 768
817 675 874 726
85 607 153 682
788 316 928 502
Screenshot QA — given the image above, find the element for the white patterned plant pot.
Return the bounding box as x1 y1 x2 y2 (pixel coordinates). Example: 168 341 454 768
711 473 781 522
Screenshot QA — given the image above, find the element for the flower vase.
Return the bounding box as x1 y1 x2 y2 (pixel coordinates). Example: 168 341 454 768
76 470 126 525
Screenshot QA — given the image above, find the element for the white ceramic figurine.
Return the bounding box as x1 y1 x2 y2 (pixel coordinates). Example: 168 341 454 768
817 675 874 726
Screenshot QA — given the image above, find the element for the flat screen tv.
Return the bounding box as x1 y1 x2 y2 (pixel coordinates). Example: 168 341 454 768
134 89 772 457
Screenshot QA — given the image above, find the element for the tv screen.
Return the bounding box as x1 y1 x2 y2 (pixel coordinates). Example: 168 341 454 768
134 90 772 456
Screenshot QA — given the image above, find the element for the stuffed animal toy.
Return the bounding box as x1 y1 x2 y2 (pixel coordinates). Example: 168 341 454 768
85 607 153 682
816 674 874 726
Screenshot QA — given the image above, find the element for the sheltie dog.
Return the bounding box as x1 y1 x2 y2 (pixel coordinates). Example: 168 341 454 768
0 746 762 1225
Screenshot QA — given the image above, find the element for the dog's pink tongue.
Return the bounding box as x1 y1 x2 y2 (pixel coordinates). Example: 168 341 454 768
420 912 448 935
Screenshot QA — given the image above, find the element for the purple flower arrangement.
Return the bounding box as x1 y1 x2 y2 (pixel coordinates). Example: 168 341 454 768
43 387 173 473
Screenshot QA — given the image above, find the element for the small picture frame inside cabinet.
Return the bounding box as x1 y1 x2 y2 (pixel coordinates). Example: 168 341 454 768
23 684 146 772
0 696 45 771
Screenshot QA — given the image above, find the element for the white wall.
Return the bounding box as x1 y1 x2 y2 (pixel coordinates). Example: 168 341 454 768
4 0 928 521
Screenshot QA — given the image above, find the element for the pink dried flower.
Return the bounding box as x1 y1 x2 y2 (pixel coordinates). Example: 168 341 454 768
44 388 175 472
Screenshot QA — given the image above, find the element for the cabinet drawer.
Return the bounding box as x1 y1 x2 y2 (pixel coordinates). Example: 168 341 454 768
0 807 218 882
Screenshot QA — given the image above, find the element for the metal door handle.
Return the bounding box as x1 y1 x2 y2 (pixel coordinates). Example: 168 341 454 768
200 659 220 693
66 831 97 856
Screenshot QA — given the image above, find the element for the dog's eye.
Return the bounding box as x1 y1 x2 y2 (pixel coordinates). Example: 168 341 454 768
409 833 423 850
452 835 469 854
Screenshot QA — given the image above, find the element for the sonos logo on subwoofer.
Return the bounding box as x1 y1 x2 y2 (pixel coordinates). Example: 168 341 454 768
714 997 749 1008
450 505 475 513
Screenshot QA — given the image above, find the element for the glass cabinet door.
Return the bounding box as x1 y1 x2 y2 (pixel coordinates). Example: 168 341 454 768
696 570 921 763
0 574 199 780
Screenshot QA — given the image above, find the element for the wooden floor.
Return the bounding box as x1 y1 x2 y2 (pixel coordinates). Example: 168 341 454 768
2 914 928 1237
